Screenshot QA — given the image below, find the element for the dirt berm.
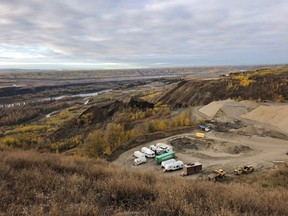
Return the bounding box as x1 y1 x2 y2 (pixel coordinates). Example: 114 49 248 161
198 99 250 121
157 69 288 107
242 105 288 134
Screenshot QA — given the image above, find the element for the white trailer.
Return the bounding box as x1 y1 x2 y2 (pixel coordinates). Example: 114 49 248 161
164 160 184 172
156 143 173 153
141 147 155 158
134 157 147 166
161 159 176 168
134 151 146 158
149 145 165 155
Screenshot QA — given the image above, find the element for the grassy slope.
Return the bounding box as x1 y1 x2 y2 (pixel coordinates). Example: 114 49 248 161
0 150 287 216
158 67 288 106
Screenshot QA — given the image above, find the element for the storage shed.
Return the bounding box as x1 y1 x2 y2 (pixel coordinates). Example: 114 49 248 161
182 162 202 175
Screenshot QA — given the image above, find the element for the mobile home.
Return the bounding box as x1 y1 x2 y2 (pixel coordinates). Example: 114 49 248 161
141 147 155 158
155 151 175 164
156 143 173 153
134 151 146 158
134 157 147 166
164 160 184 172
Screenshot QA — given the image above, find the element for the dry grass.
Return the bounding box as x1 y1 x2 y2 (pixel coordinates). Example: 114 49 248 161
0 150 287 216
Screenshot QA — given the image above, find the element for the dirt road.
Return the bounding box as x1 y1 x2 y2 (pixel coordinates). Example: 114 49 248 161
113 130 288 179
113 101 288 179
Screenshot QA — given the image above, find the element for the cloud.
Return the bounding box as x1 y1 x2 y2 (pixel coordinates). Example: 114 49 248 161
0 0 287 68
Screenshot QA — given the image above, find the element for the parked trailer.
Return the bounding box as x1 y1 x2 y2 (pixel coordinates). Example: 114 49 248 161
181 162 202 176
161 159 176 168
134 157 147 166
134 151 146 158
156 143 173 153
155 152 175 164
149 145 165 155
141 147 155 158
164 160 184 172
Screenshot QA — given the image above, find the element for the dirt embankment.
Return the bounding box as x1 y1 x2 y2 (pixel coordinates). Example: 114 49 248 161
157 68 288 107
242 105 288 134
198 100 288 138
199 99 250 121
107 127 195 161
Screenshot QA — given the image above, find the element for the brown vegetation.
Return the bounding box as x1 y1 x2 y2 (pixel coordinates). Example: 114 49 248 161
0 100 69 126
83 108 194 157
0 150 287 216
158 67 288 107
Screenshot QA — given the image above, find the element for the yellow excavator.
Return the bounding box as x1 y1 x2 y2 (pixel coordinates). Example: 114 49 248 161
208 169 226 181
234 165 254 175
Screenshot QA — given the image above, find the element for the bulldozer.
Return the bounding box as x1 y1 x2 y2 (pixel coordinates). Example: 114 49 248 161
234 165 254 175
208 169 226 181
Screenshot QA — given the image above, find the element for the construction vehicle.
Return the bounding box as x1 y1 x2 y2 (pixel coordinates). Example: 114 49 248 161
199 125 210 132
208 169 226 181
234 165 254 175
195 132 205 138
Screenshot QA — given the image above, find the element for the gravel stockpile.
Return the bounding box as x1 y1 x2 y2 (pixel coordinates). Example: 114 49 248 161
199 99 250 121
242 105 288 133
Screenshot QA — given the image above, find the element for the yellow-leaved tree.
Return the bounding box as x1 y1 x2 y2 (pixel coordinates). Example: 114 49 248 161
104 123 125 151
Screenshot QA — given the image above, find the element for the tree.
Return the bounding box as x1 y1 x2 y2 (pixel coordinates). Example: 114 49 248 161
104 123 125 151
85 130 105 157
155 120 168 131
147 123 155 133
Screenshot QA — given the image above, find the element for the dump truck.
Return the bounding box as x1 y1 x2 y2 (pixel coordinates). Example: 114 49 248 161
155 151 175 164
163 160 184 172
180 162 202 176
134 157 147 166
208 169 226 181
234 165 254 175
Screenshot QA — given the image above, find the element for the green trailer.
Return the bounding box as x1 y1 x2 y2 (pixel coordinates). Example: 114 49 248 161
155 152 175 164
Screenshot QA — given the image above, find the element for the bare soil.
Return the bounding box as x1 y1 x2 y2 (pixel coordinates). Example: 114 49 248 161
113 130 288 179
113 101 288 179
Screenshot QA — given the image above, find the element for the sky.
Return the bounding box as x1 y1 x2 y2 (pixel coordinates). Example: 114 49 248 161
0 0 287 69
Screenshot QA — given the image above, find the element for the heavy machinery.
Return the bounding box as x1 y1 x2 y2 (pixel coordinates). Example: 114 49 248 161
234 165 254 175
208 169 226 181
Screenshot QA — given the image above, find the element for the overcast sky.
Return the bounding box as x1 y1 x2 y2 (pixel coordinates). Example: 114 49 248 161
0 0 287 69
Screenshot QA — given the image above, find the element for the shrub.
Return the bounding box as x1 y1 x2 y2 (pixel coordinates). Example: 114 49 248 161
0 150 287 216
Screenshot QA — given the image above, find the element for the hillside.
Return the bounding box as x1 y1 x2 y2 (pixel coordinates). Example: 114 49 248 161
1 67 288 215
0 150 287 216
157 67 288 107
